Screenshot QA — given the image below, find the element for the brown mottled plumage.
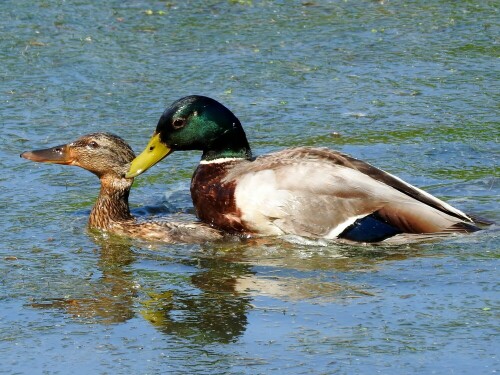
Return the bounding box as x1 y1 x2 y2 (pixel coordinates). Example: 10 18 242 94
21 133 225 244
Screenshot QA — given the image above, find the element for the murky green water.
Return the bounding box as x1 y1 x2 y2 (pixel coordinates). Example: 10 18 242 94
1 1 498 374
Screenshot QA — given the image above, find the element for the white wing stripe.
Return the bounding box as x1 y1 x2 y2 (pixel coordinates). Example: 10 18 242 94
324 214 367 239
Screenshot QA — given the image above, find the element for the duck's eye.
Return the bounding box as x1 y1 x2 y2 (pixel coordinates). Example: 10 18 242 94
172 118 186 129
88 141 99 149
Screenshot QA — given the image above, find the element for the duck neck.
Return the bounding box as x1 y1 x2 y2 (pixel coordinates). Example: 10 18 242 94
89 176 134 230
201 121 252 162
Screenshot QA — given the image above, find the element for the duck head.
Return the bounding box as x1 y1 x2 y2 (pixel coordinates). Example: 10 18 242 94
126 95 251 178
21 132 135 180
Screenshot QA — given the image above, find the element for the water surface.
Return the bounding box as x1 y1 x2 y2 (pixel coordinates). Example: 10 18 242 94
1 1 498 374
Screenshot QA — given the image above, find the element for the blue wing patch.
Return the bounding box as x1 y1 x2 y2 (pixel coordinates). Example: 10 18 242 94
339 213 402 242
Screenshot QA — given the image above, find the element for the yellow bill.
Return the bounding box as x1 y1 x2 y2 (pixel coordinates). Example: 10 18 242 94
125 133 172 178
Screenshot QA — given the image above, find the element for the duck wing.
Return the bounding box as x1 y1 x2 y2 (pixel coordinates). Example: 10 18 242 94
227 147 476 240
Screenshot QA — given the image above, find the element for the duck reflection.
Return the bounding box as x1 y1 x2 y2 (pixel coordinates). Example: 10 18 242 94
29 229 435 343
28 233 255 343
30 234 138 324
141 256 253 343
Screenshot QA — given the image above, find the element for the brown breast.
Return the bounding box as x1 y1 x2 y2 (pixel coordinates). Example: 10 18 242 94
190 162 248 234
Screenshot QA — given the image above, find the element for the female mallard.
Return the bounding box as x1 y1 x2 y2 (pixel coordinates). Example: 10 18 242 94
126 95 481 242
21 132 225 243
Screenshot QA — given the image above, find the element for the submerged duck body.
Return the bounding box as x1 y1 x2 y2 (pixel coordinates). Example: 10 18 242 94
21 132 225 244
126 95 481 242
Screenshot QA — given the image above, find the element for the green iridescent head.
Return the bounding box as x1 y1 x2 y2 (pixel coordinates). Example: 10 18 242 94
127 95 252 178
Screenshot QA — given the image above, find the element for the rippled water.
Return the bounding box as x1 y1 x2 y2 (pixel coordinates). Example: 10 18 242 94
1 1 498 374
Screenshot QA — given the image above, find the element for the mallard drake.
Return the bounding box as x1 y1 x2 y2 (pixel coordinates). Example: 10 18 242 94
126 95 482 242
21 132 225 243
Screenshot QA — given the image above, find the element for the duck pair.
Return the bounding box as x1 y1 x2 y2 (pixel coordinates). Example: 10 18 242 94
22 95 483 244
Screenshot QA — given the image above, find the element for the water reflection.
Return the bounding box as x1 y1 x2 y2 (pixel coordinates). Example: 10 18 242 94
28 231 437 343
30 234 138 324
141 256 253 344
28 234 254 342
